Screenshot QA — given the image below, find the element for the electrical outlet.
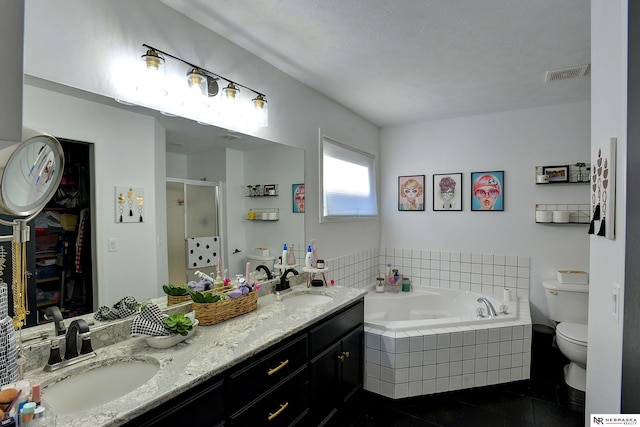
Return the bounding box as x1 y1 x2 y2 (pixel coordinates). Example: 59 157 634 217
108 238 118 252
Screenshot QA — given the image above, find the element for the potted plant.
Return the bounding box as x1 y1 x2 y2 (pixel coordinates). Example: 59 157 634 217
162 283 191 306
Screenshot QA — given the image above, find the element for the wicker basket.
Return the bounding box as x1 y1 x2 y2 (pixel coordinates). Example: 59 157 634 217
193 291 258 326
167 294 192 306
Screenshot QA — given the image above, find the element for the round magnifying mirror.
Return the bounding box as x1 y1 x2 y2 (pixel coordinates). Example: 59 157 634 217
0 128 64 217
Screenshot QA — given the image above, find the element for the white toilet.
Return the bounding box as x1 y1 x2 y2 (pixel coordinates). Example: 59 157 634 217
542 280 589 391
246 253 275 278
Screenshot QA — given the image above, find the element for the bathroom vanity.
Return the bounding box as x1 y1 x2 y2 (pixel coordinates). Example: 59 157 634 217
26 286 367 427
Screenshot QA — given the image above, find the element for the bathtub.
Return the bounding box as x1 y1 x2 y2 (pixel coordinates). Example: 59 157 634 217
365 287 517 331
363 286 531 399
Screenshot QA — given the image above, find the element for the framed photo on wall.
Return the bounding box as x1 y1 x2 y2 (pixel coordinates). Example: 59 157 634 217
292 183 305 213
433 173 462 211
471 171 504 211
398 175 425 211
542 165 570 183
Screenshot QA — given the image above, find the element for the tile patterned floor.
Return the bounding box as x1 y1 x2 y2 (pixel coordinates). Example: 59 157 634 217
333 328 585 427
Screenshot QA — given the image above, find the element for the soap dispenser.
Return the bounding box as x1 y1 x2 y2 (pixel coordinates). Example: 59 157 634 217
305 245 313 268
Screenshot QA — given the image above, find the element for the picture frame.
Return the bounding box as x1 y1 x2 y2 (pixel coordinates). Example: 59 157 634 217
542 165 570 183
292 183 305 213
433 173 462 211
398 175 425 211
471 171 504 211
263 184 276 196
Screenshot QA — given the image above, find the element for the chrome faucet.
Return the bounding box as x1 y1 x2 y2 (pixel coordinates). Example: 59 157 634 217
44 318 96 372
255 264 273 280
276 268 298 292
477 298 498 317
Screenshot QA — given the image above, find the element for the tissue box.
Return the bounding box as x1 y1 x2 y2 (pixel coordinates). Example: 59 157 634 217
557 270 589 284
256 248 270 257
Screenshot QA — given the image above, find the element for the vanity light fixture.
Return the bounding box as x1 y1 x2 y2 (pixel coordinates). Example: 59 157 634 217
138 44 269 127
184 68 209 109
136 49 168 97
252 94 269 128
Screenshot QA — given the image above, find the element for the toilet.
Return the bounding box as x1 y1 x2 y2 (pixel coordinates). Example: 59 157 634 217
246 253 275 279
542 280 589 391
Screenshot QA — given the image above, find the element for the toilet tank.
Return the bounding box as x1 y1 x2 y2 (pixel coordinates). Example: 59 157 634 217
542 280 589 323
246 253 275 275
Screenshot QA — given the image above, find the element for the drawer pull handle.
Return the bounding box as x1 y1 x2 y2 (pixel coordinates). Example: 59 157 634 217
267 359 289 376
268 402 289 421
338 351 350 362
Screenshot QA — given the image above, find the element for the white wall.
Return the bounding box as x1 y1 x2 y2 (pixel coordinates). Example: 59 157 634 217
23 85 163 305
23 0 381 264
586 0 627 417
380 101 591 325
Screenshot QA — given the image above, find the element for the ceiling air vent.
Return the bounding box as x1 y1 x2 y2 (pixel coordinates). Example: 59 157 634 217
545 64 591 82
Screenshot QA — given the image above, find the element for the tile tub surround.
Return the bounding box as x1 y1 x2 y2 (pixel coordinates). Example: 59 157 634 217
323 248 530 301
364 296 532 399
24 285 367 427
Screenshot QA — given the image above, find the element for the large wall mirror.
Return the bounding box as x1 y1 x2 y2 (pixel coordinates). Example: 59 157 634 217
17 76 305 330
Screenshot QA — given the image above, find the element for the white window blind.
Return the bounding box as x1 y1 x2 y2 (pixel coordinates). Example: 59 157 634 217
320 135 378 221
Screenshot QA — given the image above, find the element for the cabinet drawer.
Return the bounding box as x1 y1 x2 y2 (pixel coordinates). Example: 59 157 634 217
131 379 224 427
230 365 308 427
308 300 364 356
228 334 307 406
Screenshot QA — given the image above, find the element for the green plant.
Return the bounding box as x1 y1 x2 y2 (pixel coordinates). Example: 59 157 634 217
575 162 586 168
162 284 189 296
162 313 194 336
190 290 221 303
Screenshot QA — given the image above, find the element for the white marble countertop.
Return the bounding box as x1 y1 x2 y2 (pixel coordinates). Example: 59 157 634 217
25 285 367 427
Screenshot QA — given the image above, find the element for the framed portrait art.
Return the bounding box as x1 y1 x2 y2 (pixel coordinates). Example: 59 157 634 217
471 171 504 211
433 173 462 211
398 175 425 211
292 183 305 213
542 165 570 183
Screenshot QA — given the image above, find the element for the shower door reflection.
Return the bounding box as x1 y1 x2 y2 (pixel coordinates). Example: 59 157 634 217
166 179 221 285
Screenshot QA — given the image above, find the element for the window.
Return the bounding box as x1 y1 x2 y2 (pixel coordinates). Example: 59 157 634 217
320 135 378 221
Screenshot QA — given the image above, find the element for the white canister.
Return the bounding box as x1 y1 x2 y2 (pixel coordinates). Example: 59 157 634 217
503 288 512 301
552 210 570 223
536 174 550 184
535 211 553 223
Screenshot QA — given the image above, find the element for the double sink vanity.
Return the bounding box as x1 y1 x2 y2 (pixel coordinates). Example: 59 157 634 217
24 284 367 426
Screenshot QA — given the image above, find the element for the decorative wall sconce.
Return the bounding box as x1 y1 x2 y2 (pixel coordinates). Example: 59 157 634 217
136 44 268 127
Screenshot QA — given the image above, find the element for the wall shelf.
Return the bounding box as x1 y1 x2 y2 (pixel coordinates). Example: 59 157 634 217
534 164 591 184
534 203 590 224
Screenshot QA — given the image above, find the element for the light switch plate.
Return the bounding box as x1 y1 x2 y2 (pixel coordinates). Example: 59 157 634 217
612 282 621 323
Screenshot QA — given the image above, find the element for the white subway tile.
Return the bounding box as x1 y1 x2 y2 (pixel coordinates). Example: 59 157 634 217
410 351 423 367
450 346 463 362
366 332 381 350
379 380 394 398
395 383 409 399
423 350 437 365
366 348 381 364
437 348 451 363
396 336 410 353
437 333 451 348
451 332 463 347
475 343 488 358
436 362 450 378
475 357 488 372
409 366 423 381
424 335 438 350
463 346 476 360
487 370 499 385
395 367 409 383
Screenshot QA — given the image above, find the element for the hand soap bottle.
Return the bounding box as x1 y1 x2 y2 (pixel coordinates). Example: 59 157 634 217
305 245 313 268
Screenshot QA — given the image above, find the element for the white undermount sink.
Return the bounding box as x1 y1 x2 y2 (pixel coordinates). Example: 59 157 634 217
282 292 334 310
43 358 159 415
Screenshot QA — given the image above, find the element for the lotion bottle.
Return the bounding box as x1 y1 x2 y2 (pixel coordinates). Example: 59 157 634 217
281 243 288 267
305 245 313 268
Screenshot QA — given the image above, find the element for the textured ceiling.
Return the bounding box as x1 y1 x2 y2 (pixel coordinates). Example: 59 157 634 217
160 0 590 127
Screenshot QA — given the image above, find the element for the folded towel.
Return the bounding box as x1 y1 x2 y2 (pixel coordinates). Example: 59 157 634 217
94 296 138 321
130 304 171 337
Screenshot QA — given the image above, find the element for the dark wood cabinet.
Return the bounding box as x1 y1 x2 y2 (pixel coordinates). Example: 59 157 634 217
308 303 364 426
125 298 364 427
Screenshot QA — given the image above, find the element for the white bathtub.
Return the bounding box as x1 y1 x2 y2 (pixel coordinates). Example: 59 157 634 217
364 286 517 331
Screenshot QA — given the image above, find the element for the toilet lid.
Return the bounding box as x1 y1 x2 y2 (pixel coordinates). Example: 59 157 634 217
556 322 588 345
